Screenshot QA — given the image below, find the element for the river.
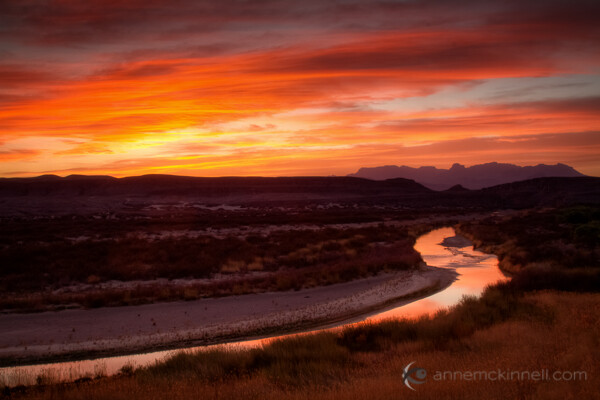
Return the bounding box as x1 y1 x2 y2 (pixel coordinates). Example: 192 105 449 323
0 226 507 387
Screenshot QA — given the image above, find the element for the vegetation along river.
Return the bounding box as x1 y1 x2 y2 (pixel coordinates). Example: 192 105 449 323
0 227 507 387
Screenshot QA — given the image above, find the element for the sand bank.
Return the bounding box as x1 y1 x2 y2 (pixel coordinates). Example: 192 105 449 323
0 266 456 366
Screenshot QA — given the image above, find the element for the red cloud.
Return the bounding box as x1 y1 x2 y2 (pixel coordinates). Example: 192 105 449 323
1 0 599 176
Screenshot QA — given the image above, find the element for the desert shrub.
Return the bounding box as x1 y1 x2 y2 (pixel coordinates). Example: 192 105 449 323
458 206 600 274
0 217 428 310
574 221 600 247
508 266 600 292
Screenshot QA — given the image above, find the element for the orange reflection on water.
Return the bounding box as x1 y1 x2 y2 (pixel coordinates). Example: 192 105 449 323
366 227 506 321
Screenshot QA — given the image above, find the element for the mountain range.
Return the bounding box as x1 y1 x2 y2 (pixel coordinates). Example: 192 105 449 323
348 162 585 190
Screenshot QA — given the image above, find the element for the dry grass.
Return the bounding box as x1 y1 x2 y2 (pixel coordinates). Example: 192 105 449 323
7 290 599 400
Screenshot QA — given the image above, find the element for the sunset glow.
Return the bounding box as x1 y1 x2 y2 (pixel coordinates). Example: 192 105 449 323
1 0 599 177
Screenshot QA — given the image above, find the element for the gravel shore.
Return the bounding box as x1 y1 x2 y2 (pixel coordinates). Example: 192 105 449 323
0 265 456 366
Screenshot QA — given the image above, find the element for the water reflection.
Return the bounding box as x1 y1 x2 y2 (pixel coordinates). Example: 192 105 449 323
0 226 507 387
365 227 506 321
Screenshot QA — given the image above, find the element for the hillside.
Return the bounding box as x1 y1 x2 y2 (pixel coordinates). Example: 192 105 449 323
0 175 599 217
0 175 431 198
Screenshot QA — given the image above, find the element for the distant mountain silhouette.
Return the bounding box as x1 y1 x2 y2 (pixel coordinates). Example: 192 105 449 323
348 162 585 190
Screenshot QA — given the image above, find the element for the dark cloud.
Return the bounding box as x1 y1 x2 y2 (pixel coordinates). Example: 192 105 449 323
2 0 598 48
2 0 598 92
514 96 600 114
257 38 529 75
93 62 183 80
0 64 59 87
0 0 300 46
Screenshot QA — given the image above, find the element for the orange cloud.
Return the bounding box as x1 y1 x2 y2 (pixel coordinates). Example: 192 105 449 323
1 0 599 176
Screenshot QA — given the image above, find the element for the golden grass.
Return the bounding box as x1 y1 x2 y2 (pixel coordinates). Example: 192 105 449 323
9 291 600 400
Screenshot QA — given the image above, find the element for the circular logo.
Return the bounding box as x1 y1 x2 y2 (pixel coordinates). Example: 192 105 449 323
403 361 427 390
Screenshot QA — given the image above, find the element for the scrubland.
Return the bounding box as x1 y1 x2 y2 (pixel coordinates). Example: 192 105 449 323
0 213 430 311
3 205 599 399
458 205 600 289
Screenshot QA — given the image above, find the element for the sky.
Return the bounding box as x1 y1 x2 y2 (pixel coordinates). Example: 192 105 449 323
1 0 599 178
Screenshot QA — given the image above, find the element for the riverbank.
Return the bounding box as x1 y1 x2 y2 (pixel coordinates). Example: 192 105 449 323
7 289 599 400
0 265 456 367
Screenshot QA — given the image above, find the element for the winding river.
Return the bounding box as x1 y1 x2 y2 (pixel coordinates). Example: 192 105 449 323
0 227 507 386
